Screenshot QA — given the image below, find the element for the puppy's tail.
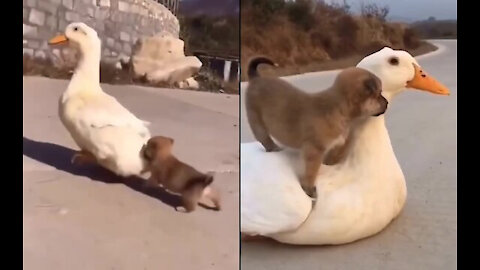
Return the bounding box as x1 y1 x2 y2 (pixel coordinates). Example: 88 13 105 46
204 173 214 186
247 56 278 79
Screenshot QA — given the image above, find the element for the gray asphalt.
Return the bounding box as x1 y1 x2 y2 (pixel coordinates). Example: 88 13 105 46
240 40 457 270
23 79 239 270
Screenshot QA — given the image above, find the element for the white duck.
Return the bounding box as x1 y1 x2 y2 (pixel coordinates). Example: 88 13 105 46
49 22 151 177
241 47 449 245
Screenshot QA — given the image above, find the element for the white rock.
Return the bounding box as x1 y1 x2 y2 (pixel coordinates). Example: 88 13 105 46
34 50 46 60
177 81 188 88
186 77 199 89
132 35 202 84
143 56 202 84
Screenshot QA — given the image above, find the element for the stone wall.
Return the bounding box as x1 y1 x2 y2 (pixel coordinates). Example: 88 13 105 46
23 0 180 62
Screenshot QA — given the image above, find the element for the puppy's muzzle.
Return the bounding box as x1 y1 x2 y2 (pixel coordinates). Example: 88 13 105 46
373 97 388 117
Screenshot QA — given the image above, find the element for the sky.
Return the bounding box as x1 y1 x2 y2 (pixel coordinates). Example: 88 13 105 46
326 0 457 21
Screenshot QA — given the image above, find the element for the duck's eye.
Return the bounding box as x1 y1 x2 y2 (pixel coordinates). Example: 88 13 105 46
73 27 78 31
388 57 399 66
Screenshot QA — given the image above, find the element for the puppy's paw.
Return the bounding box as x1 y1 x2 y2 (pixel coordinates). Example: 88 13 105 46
302 185 317 199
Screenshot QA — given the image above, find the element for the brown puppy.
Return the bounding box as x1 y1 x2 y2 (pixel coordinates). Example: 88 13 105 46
141 136 221 212
245 56 388 198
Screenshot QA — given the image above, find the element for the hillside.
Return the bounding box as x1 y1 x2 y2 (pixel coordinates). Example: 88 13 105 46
179 0 239 16
241 0 428 80
411 18 457 39
178 0 239 57
179 15 239 57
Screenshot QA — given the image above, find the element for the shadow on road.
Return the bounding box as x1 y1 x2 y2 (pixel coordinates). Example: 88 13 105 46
23 137 184 210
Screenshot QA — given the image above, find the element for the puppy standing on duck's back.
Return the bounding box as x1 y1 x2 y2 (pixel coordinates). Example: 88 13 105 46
245 56 388 198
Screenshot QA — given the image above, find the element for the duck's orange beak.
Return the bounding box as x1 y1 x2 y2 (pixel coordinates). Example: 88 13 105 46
406 64 450 95
48 34 68 45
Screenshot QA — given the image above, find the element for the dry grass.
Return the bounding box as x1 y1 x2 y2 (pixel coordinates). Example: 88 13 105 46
241 1 428 81
244 41 437 80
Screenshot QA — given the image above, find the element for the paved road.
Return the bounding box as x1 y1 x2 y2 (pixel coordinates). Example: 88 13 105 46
240 40 457 269
23 79 239 270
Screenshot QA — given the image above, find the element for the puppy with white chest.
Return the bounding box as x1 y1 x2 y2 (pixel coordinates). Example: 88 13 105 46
141 136 221 212
245 56 388 198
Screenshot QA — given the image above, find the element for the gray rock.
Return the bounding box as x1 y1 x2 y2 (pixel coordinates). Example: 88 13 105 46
40 41 49 50
23 8 29 21
95 8 109 20
62 0 74 10
114 42 122 52
23 24 38 38
99 0 110 8
34 50 47 60
87 7 94 18
46 15 57 31
65 11 80 22
38 0 57 15
29 40 41 49
58 19 68 31
96 21 105 32
106 37 115 48
23 48 34 57
52 48 61 59
26 0 36 8
29 9 46 26
118 1 129 12
111 11 121 22
123 43 132 55
120 31 130 42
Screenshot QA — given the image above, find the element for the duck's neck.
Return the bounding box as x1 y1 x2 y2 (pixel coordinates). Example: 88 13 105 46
65 47 101 96
349 111 392 162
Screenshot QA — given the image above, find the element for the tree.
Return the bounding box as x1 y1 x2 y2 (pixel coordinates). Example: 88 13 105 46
360 2 389 21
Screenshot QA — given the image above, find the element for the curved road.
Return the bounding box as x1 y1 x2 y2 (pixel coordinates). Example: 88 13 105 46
241 40 457 269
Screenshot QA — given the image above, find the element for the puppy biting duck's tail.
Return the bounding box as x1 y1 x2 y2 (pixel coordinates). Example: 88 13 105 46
247 56 278 79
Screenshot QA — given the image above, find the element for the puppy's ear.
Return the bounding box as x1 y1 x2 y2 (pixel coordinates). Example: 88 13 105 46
363 77 378 93
168 137 174 145
142 143 154 161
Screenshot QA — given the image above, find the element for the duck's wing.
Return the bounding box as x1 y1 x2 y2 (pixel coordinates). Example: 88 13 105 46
78 94 150 137
240 142 312 236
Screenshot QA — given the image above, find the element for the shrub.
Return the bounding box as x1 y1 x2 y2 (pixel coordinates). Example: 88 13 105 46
286 0 315 31
403 28 421 48
360 3 389 22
